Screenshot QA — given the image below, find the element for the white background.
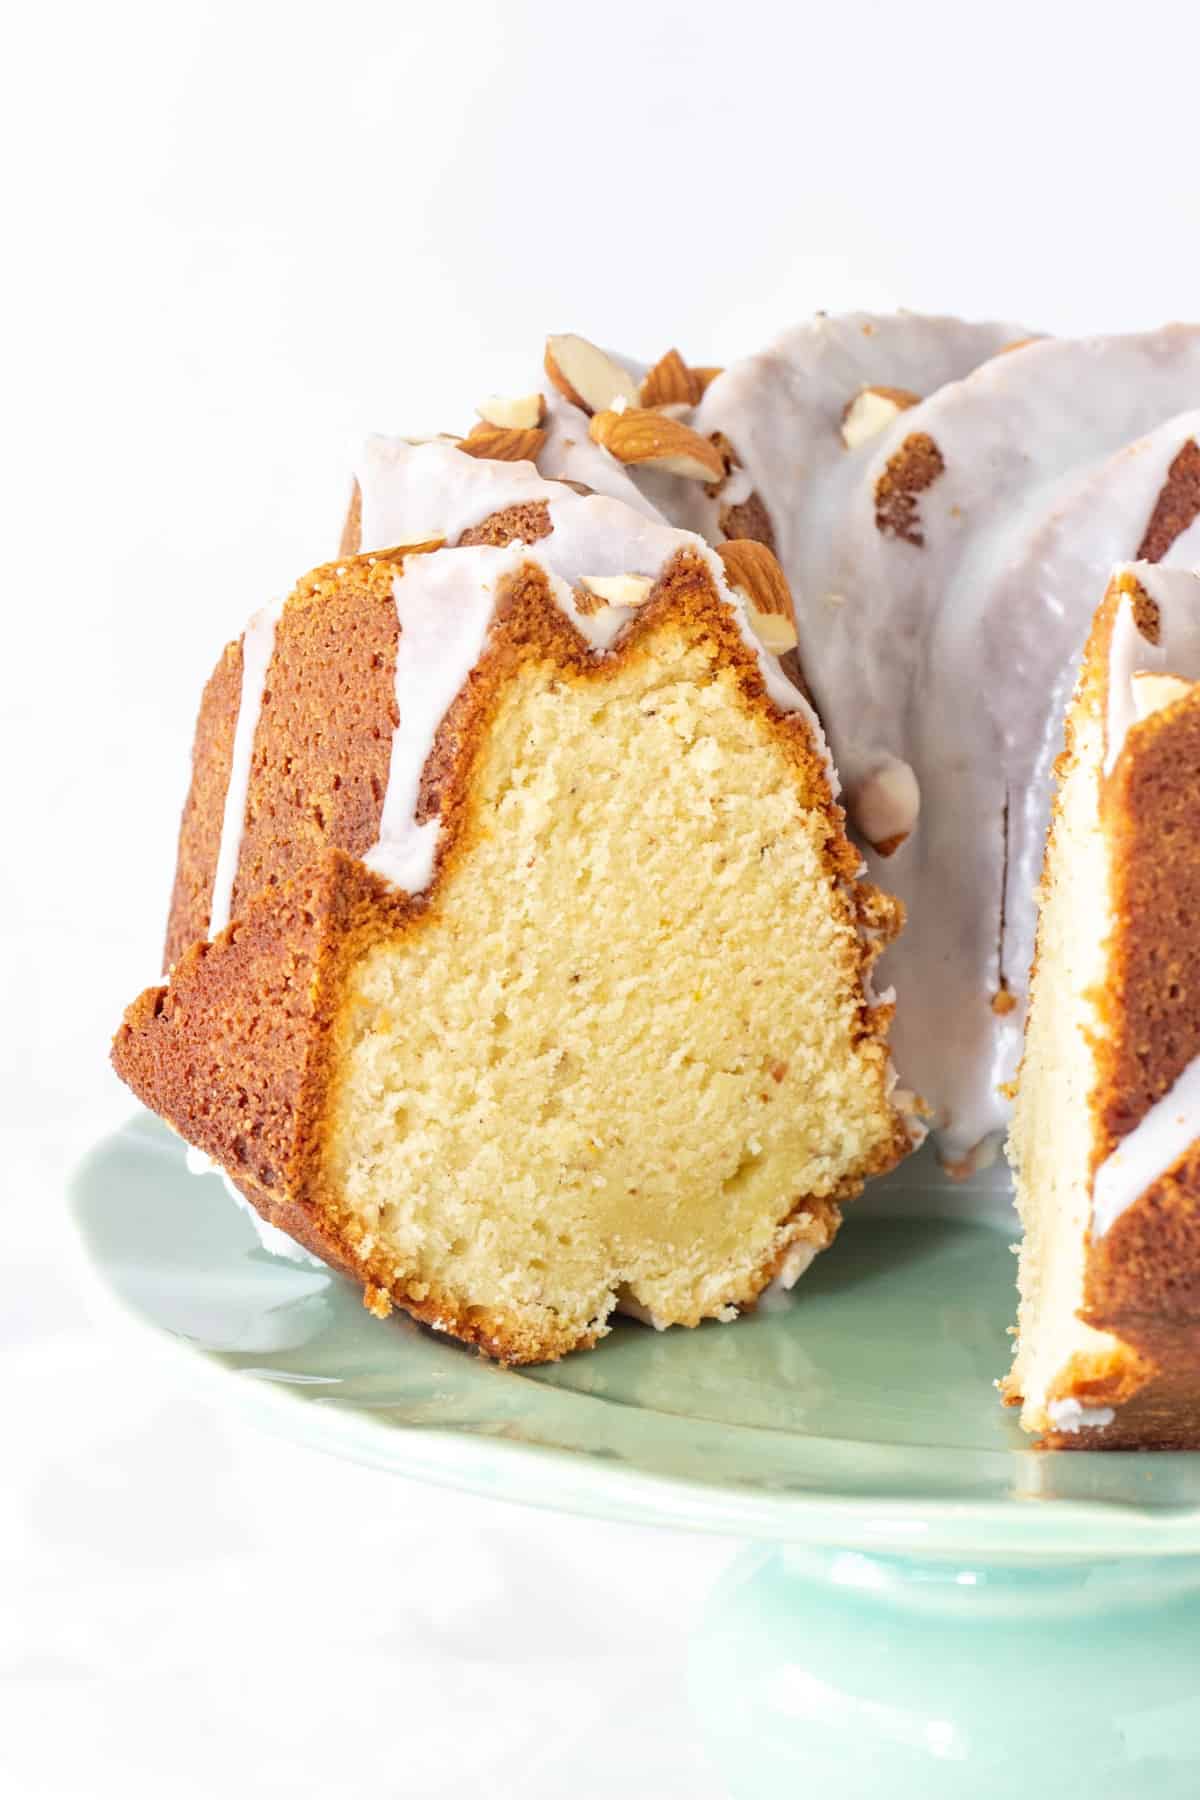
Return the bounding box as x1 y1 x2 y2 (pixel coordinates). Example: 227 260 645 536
5 1 1199 1794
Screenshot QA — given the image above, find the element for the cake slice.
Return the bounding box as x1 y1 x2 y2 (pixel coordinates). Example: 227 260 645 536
114 448 918 1362
1006 564 1200 1446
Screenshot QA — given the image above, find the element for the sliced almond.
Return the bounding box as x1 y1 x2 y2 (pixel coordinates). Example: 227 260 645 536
840 385 921 450
475 392 547 430
589 407 725 482
744 606 799 656
849 759 921 855
460 423 547 463
1132 670 1195 720
716 540 799 653
641 348 703 408
692 365 723 397
578 574 656 610
545 334 640 416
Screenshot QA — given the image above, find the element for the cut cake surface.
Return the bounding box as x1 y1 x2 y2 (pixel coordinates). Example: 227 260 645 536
115 452 916 1362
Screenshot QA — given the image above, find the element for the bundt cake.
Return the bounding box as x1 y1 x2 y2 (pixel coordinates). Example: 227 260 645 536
1007 564 1200 1448
685 325 1200 1171
111 309 1200 1443
356 319 1200 1177
114 449 917 1363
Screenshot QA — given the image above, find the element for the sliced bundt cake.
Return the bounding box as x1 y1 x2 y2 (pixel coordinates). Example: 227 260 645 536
1006 565 1200 1447
114 448 919 1362
679 326 1200 1170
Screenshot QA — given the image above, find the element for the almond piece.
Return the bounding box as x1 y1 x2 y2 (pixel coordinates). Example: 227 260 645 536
716 540 799 654
1132 670 1195 720
476 392 547 430
840 385 921 450
589 407 725 482
997 337 1040 355
692 365 723 397
545 334 640 416
460 423 547 463
849 759 921 855
641 348 703 408
578 574 656 610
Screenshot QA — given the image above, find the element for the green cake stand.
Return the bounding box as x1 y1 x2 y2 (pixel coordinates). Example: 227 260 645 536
71 1115 1200 1798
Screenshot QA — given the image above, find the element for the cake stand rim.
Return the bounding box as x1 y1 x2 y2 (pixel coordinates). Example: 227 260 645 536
66 1113 1200 1562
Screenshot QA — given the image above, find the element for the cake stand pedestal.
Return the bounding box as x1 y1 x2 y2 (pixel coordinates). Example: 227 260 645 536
70 1118 1200 1800
691 1545 1200 1798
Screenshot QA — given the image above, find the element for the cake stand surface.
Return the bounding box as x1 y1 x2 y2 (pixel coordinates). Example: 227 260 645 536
71 1115 1200 1797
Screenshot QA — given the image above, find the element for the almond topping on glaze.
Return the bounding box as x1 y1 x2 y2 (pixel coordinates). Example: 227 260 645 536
641 348 705 408
848 759 921 856
460 423 548 463
840 385 921 450
578 574 657 610
475 392 547 430
589 407 726 482
692 365 724 396
1132 670 1196 720
544 334 641 416
716 540 799 654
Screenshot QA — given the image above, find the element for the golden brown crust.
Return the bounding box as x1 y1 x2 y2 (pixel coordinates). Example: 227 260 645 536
164 642 243 970
117 543 911 1364
1136 437 1200 563
1040 1322 1200 1449
227 556 405 919
719 491 777 550
1092 685 1200 1151
164 527 511 971
1046 1342 1155 1410
1086 1139 1200 1330
874 432 946 546
120 852 395 1204
455 500 552 548
1028 573 1200 1446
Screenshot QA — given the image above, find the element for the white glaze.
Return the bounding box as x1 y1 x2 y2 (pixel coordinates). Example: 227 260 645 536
1087 563 1200 1237
220 329 1200 1181
362 546 505 894
539 389 671 522
1092 1056 1200 1238
355 436 566 547
771 1239 820 1290
988 412 1200 1045
207 595 284 939
684 320 1200 1161
1046 1398 1115 1433
355 450 820 900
